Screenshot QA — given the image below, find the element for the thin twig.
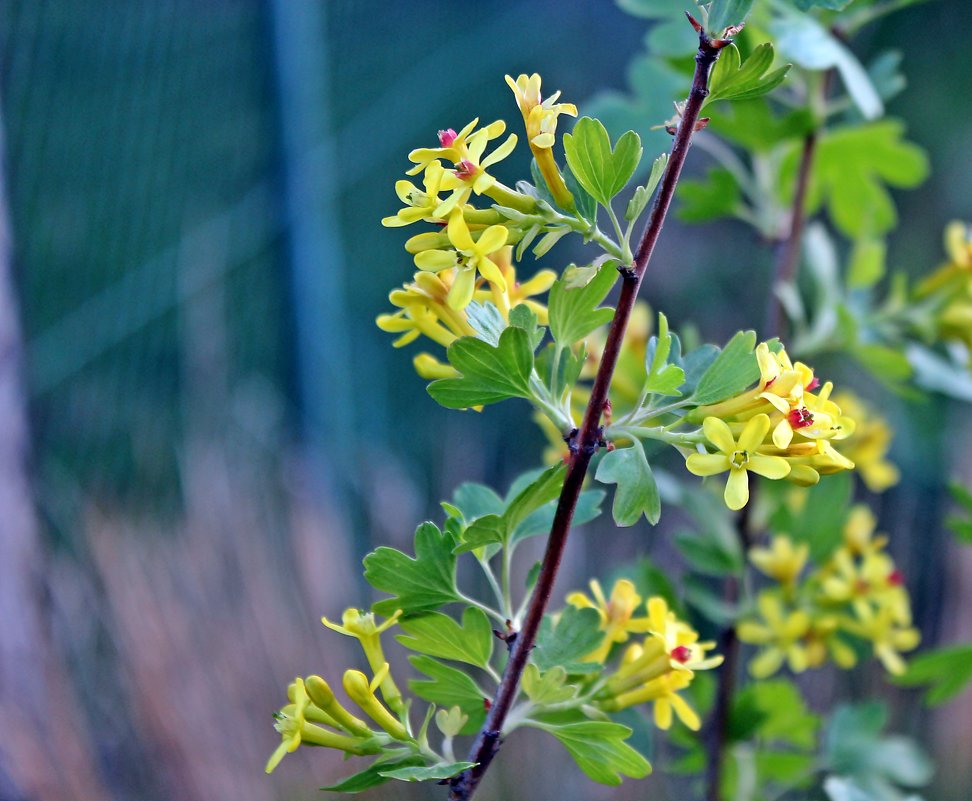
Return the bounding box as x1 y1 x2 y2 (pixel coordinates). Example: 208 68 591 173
448 25 725 801
766 131 817 340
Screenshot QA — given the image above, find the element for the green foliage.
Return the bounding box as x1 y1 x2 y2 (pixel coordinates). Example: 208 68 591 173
707 0 756 33
533 720 652 785
707 43 791 104
428 326 536 409
729 679 819 749
521 664 579 705
409 655 487 734
894 644 972 706
945 482 972 544
563 117 643 207
396 608 494 668
548 259 619 345
533 605 603 672
378 762 476 782
365 522 459 616
595 441 661 527
625 152 668 223
690 329 760 406
767 471 853 561
677 167 743 223
772 13 883 119
783 121 928 237
644 312 686 396
321 757 426 793
454 465 566 552
823 703 934 800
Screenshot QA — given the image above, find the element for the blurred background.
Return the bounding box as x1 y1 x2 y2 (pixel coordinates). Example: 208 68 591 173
0 2 969 800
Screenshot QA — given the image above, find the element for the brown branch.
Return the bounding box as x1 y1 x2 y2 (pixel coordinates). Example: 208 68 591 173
766 130 817 340
448 26 726 801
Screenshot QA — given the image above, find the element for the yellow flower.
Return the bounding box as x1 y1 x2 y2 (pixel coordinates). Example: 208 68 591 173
644 596 723 671
841 603 920 675
749 535 809 588
685 414 791 510
343 666 410 741
842 504 888 555
414 211 510 309
322 608 404 712
603 666 701 731
567 579 653 662
944 220 972 268
819 547 912 626
382 160 450 228
376 270 477 348
505 73 577 210
265 678 379 774
737 592 812 678
831 391 899 492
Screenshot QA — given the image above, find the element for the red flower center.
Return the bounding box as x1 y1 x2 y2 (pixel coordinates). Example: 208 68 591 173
438 128 458 147
455 159 477 180
888 569 904 586
805 377 820 391
671 645 692 663
788 408 814 429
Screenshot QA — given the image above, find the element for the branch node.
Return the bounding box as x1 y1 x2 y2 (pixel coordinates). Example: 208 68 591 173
617 263 637 283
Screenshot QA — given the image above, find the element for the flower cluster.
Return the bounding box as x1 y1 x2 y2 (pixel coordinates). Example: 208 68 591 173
737 508 919 678
266 609 409 773
568 580 722 731
686 343 857 509
377 76 581 377
915 220 972 359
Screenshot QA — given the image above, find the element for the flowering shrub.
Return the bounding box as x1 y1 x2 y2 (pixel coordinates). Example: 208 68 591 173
266 2 972 799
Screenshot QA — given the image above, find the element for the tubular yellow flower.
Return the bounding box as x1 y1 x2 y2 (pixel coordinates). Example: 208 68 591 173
304 674 372 737
505 73 578 210
685 414 791 510
377 270 477 348
265 678 380 774
749 535 809 589
343 667 410 741
567 578 653 662
322 608 405 712
602 670 701 731
414 211 510 309
737 592 812 678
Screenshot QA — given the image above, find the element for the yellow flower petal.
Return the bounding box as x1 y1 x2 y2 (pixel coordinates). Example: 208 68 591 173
685 453 730 477
702 416 736 454
724 467 750 510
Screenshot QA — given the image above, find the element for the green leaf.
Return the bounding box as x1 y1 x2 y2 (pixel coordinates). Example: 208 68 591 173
563 162 598 223
644 312 686 396
707 0 755 32
782 120 928 238
773 14 883 119
512 488 605 544
905 343 972 403
548 259 619 345
729 679 819 748
853 343 913 383
847 237 887 289
378 762 476 782
793 0 854 10
683 575 740 625
677 167 742 223
464 301 507 346
823 703 934 792
768 472 852 561
595 441 661 526
321 757 425 793
533 606 603 672
522 664 578 705
894 644 972 706
454 464 567 552
409 655 486 735
625 152 668 222
396 607 494 668
708 98 815 153
452 483 504 521
563 117 643 207
690 330 759 406
535 721 652 785
707 43 791 105
365 522 459 616
428 326 535 409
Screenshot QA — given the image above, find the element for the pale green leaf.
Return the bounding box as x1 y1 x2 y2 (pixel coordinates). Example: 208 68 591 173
535 720 652 785
396 607 494 668
548 260 618 345
595 441 661 526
